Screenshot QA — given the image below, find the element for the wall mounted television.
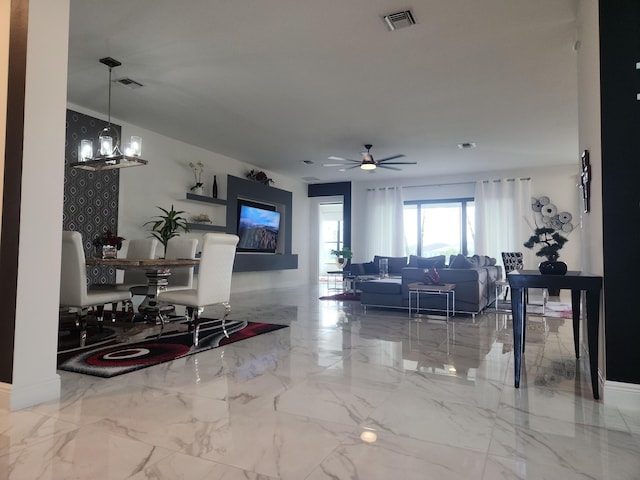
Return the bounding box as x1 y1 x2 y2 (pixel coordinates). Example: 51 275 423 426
236 199 281 253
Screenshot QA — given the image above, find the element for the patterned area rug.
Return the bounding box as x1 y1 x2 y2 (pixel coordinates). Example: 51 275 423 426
58 319 287 378
319 292 361 301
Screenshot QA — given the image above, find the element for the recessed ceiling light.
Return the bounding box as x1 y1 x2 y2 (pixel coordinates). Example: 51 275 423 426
457 142 476 149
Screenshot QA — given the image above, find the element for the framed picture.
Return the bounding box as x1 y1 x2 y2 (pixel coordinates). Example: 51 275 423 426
579 150 591 213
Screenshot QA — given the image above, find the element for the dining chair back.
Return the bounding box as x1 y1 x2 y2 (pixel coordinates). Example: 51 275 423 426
501 252 524 301
60 231 132 344
122 238 159 286
158 233 238 346
164 237 198 291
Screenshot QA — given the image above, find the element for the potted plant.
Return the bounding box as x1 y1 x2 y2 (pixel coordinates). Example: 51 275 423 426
92 228 125 258
523 227 568 274
144 205 190 254
330 246 353 270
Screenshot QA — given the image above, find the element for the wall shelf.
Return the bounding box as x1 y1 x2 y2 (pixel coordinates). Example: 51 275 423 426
187 223 227 232
186 193 226 205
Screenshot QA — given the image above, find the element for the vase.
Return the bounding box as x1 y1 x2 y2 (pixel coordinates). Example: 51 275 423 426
212 175 218 198
100 245 117 259
192 186 203 195
538 259 567 275
335 257 348 270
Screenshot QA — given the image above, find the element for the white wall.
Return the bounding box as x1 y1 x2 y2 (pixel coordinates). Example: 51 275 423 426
4 0 69 410
351 163 583 271
67 103 310 294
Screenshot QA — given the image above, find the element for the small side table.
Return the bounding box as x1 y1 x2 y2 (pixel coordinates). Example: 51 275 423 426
326 270 347 291
408 282 456 321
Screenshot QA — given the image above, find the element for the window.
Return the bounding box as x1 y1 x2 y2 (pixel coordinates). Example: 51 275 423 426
319 202 344 274
404 198 475 258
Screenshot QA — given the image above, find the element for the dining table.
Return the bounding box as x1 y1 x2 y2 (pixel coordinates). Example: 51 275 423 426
86 257 199 327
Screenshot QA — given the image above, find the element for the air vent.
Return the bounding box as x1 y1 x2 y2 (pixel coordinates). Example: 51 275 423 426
302 160 314 165
302 176 320 182
115 77 144 89
383 10 416 31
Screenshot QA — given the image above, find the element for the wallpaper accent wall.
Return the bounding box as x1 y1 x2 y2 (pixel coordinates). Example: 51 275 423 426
64 109 120 284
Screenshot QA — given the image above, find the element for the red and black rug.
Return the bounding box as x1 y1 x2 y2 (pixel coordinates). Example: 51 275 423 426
319 291 361 301
57 319 287 378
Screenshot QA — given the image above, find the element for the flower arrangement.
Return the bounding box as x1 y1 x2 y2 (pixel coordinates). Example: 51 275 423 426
246 169 273 185
189 161 204 190
524 196 573 261
92 229 125 250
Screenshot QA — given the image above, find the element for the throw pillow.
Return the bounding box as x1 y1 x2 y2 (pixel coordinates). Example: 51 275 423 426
373 255 408 275
450 254 475 269
362 261 377 275
472 255 485 267
409 254 446 269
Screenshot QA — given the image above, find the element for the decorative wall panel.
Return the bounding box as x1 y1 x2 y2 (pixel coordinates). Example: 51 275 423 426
64 109 120 284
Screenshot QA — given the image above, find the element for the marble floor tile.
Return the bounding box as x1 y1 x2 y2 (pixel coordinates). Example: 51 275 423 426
1 285 638 479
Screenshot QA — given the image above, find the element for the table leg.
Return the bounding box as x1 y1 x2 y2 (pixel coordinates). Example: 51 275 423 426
511 286 525 388
586 289 601 399
571 289 581 358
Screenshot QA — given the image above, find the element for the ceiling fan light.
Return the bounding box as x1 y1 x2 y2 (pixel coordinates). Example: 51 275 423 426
360 162 376 170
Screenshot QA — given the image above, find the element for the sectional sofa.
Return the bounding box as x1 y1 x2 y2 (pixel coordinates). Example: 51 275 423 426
351 254 502 317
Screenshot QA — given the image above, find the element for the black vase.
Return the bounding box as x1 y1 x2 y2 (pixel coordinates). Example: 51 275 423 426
212 175 218 198
538 260 568 275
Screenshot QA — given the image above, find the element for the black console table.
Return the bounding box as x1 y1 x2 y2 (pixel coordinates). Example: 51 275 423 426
508 270 603 399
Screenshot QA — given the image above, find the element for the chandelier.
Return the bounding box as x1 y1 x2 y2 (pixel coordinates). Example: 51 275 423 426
71 57 148 171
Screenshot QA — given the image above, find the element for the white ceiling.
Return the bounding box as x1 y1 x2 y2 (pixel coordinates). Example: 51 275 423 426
67 0 579 184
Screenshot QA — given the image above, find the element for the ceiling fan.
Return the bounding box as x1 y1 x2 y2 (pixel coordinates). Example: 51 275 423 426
324 144 416 171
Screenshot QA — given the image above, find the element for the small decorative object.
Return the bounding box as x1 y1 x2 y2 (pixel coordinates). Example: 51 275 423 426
524 227 569 275
378 258 389 278
525 195 573 275
423 268 441 284
330 247 352 270
212 175 218 198
189 161 204 193
92 229 125 258
246 169 274 185
190 213 212 223
144 205 190 252
579 150 591 213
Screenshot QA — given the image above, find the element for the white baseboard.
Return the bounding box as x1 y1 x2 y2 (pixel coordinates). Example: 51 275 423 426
0 375 61 411
603 380 640 410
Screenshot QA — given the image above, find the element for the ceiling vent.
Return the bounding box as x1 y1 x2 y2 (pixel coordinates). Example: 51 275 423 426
383 10 416 31
115 77 144 89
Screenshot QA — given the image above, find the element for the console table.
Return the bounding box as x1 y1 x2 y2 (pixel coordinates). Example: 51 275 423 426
508 270 603 399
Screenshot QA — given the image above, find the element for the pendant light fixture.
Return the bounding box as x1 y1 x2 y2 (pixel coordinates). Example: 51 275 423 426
71 57 148 171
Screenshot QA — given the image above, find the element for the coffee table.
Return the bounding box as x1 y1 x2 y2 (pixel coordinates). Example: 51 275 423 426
408 282 456 321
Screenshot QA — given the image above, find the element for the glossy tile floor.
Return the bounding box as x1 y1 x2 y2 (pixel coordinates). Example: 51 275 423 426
2 285 639 479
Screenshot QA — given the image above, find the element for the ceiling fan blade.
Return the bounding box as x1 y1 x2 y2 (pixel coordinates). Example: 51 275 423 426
377 161 417 165
323 163 354 167
377 165 402 171
346 164 362 170
327 155 359 162
377 154 406 163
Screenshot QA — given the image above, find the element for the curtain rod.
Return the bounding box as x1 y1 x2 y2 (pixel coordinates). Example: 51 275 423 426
367 177 531 191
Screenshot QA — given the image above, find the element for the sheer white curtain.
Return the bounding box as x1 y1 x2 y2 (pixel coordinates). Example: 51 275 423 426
364 186 405 259
475 178 532 265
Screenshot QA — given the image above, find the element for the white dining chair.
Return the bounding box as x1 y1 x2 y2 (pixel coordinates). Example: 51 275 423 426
164 237 198 291
158 233 238 346
92 238 158 314
60 231 132 344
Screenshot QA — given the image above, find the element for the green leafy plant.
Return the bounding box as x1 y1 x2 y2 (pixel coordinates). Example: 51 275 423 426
330 247 353 260
524 227 568 261
144 205 190 252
